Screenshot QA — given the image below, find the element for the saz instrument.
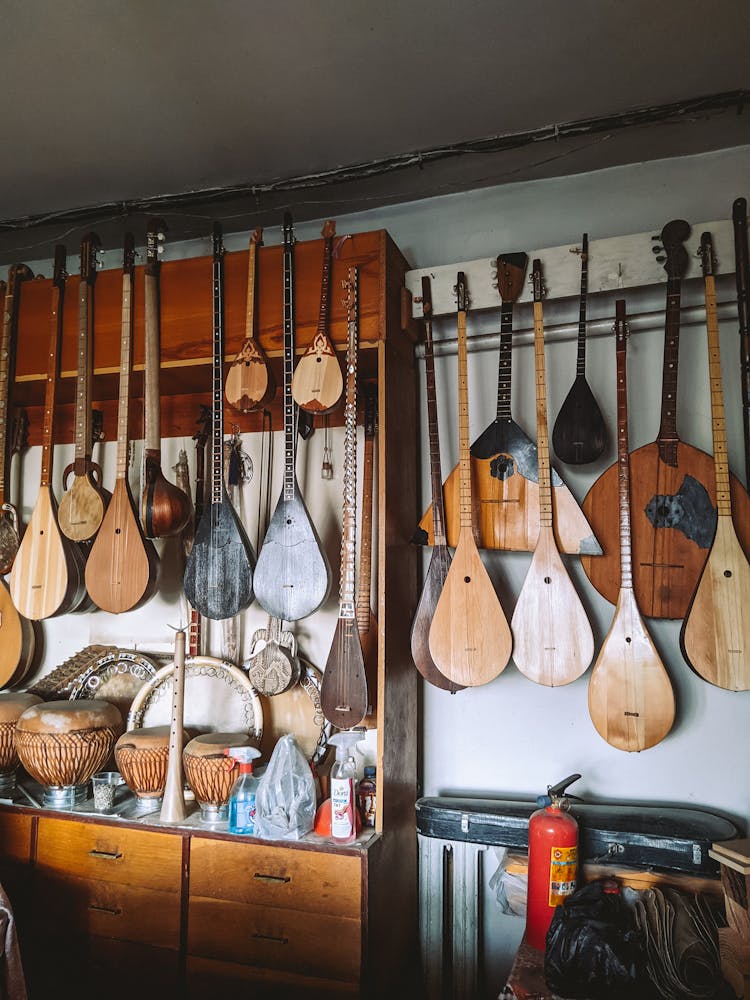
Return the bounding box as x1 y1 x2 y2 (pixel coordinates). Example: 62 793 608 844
357 381 379 720
733 197 750 485
85 235 159 614
141 220 191 538
582 219 750 619
291 220 343 414
551 233 608 464
10 246 88 620
417 252 599 555
588 301 675 751
184 223 256 621
225 227 275 413
680 233 750 691
410 277 464 692
0 262 33 574
246 615 300 697
254 213 331 622
511 260 594 687
428 273 512 688
321 266 368 728
59 233 109 542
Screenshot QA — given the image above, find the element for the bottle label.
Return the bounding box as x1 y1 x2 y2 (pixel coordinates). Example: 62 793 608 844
549 845 577 906
230 793 256 834
331 777 355 839
359 783 376 828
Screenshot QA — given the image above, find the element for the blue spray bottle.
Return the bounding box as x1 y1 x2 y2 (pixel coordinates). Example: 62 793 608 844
226 746 261 835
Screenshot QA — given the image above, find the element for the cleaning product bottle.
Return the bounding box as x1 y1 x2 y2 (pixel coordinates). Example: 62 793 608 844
328 730 364 844
226 746 261 835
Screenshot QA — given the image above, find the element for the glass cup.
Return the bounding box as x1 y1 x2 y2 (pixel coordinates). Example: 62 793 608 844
91 772 123 812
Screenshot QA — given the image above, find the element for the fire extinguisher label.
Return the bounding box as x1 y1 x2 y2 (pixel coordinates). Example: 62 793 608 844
549 845 577 906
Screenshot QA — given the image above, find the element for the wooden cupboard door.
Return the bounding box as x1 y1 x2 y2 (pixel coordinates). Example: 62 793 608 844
189 837 362 918
188 896 361 982
36 817 182 891
32 874 181 949
0 810 32 862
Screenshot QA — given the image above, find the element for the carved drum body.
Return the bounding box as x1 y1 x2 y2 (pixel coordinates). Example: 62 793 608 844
0 692 43 795
183 731 253 823
115 725 186 813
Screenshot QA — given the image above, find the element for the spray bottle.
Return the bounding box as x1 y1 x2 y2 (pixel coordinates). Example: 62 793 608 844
225 747 261 835
328 729 364 844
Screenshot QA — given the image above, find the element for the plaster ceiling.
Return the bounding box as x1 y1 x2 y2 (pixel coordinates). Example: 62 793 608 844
1 0 748 260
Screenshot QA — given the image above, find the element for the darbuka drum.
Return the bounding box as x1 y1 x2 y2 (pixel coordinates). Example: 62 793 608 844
15 699 123 808
115 726 184 814
183 732 254 824
0 692 42 795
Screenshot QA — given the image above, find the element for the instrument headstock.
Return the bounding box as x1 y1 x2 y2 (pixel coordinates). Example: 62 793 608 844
581 232 589 262
212 222 224 261
11 408 29 456
420 275 433 320
615 299 628 350
6 263 33 295
52 245 67 289
250 226 263 248
651 219 690 280
321 219 336 240
80 233 101 285
494 252 528 304
282 212 295 249
456 272 469 313
364 382 377 439
532 259 544 302
145 218 167 276
698 231 716 278
123 233 136 277
343 266 358 316
193 405 212 449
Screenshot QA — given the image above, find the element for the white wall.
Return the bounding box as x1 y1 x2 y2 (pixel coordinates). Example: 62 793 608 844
6 143 750 827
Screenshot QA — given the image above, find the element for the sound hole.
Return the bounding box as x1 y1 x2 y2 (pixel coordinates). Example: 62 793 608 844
316 358 321 364
115 528 121 535
544 576 551 584
464 576 471 583
625 637 632 644
724 570 732 578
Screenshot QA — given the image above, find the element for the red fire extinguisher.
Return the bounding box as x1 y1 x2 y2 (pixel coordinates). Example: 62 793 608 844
525 774 581 951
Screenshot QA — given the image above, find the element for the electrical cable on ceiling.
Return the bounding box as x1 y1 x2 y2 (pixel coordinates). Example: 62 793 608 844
0 88 746 247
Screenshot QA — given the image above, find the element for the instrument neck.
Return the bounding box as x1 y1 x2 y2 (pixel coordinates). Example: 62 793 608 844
424 315 447 545
75 279 94 468
532 300 553 527
657 273 682 464
115 272 134 479
733 197 750 485
457 308 473 530
576 253 588 377
211 248 225 504
0 287 19 505
144 272 161 455
244 241 258 341
314 235 334 347
495 303 513 421
356 430 375 630
340 286 358 615
40 283 64 488
704 274 732 516
615 337 633 589
283 234 297 501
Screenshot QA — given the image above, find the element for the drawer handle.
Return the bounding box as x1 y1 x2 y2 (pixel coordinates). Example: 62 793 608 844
252 933 288 946
89 904 122 916
252 873 291 884
88 850 123 861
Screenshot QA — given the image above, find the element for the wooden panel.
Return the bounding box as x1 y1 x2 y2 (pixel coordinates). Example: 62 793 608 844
0 810 32 863
32 873 181 949
187 896 360 982
186 956 359 998
189 837 361 918
36 817 182 891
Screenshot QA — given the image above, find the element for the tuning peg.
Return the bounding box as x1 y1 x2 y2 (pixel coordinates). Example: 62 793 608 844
655 255 666 264
651 235 660 241
157 245 164 254
651 245 663 254
157 231 166 242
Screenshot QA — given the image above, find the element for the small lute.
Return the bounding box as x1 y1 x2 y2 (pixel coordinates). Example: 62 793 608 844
428 273 513 688
254 213 331 622
510 259 594 686
85 234 159 614
410 276 464 692
58 233 109 542
0 263 33 574
588 301 675 751
291 220 343 414
680 232 750 691
184 223 256 621
10 245 89 620
141 219 192 538
321 266 368 728
417 251 600 555
225 227 276 413
246 616 300 696
733 197 750 486
551 233 608 464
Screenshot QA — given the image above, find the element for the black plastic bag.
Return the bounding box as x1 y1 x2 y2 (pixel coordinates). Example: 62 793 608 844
544 878 645 998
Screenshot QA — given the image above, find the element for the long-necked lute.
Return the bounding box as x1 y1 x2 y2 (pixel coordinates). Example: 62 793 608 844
0 262 33 574
321 267 368 728
582 219 750 618
510 259 594 686
357 381 380 720
225 227 275 413
85 235 159 613
588 301 675 751
291 220 343 414
254 213 331 622
428 273 512 688
141 219 191 538
551 233 608 464
410 277 464 692
680 232 750 691
417 252 599 555
733 197 750 486
184 223 256 621
10 246 89 619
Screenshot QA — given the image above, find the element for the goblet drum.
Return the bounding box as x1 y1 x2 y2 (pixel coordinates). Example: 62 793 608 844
15 699 123 808
183 732 253 824
115 726 186 814
0 692 43 795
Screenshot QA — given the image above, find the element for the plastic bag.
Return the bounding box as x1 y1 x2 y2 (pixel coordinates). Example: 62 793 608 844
544 878 645 998
489 848 528 917
254 734 316 840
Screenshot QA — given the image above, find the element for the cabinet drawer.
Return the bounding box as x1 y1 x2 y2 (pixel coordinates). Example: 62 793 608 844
0 811 32 862
189 838 361 918
186 955 360 998
188 896 361 982
36 817 182 891
33 874 181 950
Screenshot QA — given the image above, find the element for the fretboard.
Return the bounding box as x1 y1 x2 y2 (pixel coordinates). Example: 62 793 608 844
424 307 447 545
495 303 514 421
0 285 15 507
115 271 134 480
657 274 682 465
615 303 633 589
576 240 589 377
457 306 474 530
74 280 94 466
532 300 553 528
40 280 64 488
244 238 258 341
282 227 297 502
339 268 359 616
704 272 731 516
144 270 161 455
211 233 225 505
356 403 375 631
313 233 334 350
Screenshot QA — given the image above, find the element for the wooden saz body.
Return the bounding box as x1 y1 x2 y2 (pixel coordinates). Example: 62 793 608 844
58 472 107 542
510 263 594 687
0 580 34 689
588 300 674 751
428 274 512 688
